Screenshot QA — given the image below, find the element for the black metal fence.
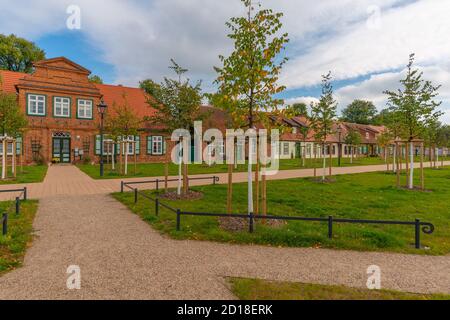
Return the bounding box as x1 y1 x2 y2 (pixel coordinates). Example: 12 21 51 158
121 175 219 193
1 187 27 236
121 184 435 250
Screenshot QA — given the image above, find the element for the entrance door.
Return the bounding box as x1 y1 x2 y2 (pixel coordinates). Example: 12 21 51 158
295 143 302 159
53 137 71 163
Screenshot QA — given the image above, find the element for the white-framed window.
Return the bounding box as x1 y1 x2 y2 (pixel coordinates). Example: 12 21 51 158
151 136 163 155
124 136 135 155
292 127 298 134
54 97 71 117
27 94 46 116
77 99 93 119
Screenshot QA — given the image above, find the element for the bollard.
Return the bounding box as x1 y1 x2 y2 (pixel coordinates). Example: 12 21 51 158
415 219 421 249
15 197 20 215
134 188 138 203
2 213 7 236
155 199 159 216
249 212 254 233
23 187 27 200
156 179 159 191
328 216 333 239
176 209 181 231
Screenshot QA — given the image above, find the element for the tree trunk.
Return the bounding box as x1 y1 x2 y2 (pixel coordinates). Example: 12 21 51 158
183 162 188 195
165 161 169 193
313 143 317 177
350 146 354 164
328 144 332 178
124 141 129 175
227 164 233 215
393 144 397 173
262 166 267 219
409 141 414 189
12 141 16 178
2 139 7 179
420 143 425 191
396 143 400 188
111 143 115 170
322 144 326 182
177 153 182 196
255 161 260 215
247 156 254 214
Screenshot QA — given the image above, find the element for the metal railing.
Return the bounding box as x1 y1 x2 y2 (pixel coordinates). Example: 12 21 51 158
120 184 435 250
120 175 219 193
1 187 27 236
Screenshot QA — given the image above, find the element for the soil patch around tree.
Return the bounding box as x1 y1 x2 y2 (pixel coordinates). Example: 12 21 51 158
159 190 204 201
219 216 287 232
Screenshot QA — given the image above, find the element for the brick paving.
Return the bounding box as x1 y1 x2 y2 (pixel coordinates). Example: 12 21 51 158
0 163 448 299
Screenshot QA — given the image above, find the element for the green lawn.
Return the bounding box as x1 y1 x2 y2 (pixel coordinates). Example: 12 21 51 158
230 278 450 300
80 156 389 179
0 165 48 185
113 167 450 255
0 200 38 275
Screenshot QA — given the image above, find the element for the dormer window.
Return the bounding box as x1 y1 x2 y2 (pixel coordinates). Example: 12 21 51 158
366 132 370 139
292 127 298 134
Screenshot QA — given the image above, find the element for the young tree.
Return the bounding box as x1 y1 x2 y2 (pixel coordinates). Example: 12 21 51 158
141 59 203 196
310 72 337 181
105 95 141 175
384 54 443 189
212 0 289 214
377 131 393 171
0 34 45 73
344 129 361 164
341 100 377 125
0 77 28 179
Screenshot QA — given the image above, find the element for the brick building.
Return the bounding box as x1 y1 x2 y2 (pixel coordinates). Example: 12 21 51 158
0 57 182 165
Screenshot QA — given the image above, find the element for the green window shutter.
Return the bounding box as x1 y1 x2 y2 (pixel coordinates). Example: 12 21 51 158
95 135 101 155
147 136 153 155
16 136 23 155
163 138 167 155
135 135 141 155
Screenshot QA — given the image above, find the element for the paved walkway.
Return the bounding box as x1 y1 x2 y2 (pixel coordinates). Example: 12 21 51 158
0 193 448 299
0 164 449 299
1 161 449 200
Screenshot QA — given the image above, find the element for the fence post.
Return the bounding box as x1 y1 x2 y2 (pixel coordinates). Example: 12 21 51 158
15 197 20 215
2 213 7 236
176 209 181 231
120 181 124 193
415 219 421 249
156 179 159 191
23 187 27 200
134 188 138 204
155 198 159 216
328 216 333 239
213 176 217 185
249 212 254 233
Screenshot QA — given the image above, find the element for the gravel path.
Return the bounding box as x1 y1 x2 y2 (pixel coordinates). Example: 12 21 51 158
0 193 448 300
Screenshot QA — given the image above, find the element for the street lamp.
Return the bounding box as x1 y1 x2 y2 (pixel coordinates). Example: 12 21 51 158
337 124 343 167
97 99 108 177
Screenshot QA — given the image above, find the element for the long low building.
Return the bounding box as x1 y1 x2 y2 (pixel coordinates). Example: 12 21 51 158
2 56 431 165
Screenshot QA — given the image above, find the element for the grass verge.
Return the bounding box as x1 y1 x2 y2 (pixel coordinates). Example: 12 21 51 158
0 200 38 275
0 165 48 185
113 167 450 255
229 278 450 300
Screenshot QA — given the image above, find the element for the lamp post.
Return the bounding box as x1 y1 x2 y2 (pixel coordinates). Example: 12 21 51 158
97 100 108 177
337 124 343 167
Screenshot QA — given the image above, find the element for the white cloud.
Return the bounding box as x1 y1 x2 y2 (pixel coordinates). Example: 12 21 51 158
285 96 320 106
334 65 450 124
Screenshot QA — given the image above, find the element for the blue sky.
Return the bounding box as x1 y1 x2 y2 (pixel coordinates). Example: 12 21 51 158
0 0 449 123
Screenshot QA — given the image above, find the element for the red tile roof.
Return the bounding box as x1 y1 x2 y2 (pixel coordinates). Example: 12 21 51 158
0 70 26 94
95 83 155 118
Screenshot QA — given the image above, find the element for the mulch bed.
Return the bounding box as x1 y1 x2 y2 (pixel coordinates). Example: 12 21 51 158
158 190 204 201
309 177 337 184
218 216 287 232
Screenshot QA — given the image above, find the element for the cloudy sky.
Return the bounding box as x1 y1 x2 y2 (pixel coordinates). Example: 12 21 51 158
1 0 449 123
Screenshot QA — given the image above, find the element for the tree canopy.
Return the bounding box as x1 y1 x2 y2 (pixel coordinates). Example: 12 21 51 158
291 102 308 117
311 72 337 144
0 78 28 137
105 94 141 139
140 59 203 131
212 0 289 129
341 100 377 125
88 75 103 84
384 54 442 141
0 34 45 73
